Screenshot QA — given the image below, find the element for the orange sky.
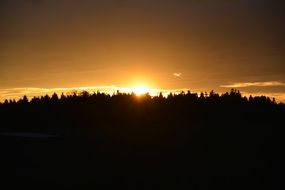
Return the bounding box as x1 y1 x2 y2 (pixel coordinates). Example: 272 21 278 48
1 0 285 102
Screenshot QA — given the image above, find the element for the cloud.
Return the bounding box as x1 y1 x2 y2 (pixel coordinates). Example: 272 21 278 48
173 73 182 77
220 81 285 88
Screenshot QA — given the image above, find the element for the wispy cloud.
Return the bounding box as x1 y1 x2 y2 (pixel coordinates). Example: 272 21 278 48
173 73 182 77
220 81 285 88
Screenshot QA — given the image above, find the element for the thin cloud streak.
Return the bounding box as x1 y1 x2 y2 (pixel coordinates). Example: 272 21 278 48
220 81 285 88
173 73 182 77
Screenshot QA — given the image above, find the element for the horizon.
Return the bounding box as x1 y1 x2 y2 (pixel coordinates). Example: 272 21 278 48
1 0 285 103
1 84 285 103
0 1 280 188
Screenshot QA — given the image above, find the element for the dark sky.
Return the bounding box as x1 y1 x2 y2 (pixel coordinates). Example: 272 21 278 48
1 0 285 100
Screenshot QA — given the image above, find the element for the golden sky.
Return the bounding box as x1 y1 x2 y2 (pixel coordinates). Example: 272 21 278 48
1 0 285 101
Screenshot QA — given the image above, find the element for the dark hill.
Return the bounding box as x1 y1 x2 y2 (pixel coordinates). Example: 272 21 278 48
0 90 282 189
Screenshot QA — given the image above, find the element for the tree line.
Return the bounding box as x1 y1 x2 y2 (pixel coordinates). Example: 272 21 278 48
0 89 282 107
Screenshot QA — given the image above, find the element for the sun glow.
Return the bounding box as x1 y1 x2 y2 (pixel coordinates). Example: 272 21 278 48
133 85 149 96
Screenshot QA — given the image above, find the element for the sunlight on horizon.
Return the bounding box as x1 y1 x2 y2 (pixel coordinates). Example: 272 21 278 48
0 85 285 103
133 85 149 96
0 85 189 102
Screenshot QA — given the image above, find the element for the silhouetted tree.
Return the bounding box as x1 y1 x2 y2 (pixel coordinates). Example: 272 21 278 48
51 93 59 101
18 95 29 104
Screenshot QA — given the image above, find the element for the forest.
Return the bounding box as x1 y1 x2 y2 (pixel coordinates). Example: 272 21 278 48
0 89 281 189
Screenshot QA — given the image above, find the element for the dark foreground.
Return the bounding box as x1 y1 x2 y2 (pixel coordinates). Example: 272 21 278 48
0 91 282 189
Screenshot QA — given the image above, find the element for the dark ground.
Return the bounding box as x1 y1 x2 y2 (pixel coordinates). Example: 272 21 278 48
0 91 281 189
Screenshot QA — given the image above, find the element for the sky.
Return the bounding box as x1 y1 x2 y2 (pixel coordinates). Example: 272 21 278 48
1 0 285 102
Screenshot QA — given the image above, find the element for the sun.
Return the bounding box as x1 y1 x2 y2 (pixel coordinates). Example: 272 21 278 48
133 85 149 96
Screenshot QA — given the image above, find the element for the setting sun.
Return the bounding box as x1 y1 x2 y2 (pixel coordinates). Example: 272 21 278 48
133 86 149 96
